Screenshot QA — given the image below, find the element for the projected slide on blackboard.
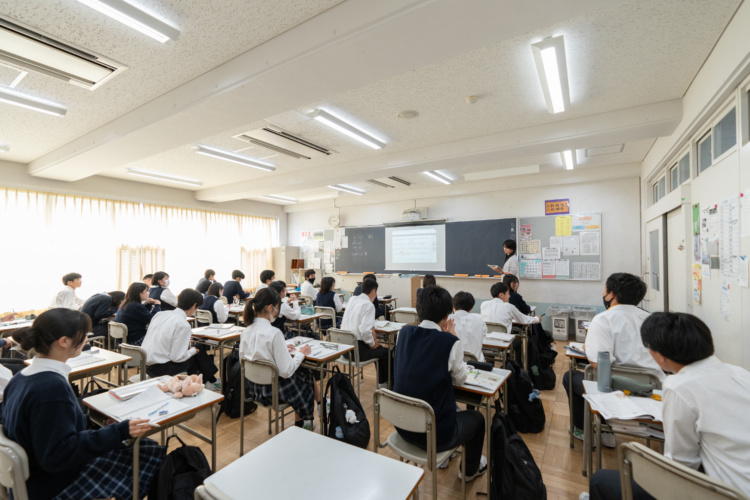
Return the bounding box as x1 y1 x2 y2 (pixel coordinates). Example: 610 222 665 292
385 225 446 272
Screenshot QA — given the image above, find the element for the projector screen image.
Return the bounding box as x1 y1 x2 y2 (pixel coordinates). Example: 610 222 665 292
385 225 446 272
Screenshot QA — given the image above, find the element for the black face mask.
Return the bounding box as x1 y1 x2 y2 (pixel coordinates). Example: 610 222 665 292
308 278 315 283
602 295 612 310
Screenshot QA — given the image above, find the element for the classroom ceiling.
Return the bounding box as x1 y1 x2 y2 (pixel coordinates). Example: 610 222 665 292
0 0 742 209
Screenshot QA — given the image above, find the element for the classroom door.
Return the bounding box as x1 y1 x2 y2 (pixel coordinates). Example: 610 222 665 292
643 216 667 312
666 207 688 312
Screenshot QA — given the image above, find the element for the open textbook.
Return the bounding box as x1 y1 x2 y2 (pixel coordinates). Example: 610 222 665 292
583 390 663 422
486 331 514 342
104 385 188 425
464 369 504 391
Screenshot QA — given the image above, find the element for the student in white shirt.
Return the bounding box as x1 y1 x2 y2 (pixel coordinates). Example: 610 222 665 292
142 288 220 389
197 282 229 323
586 312 750 499
240 288 318 429
563 272 664 446
340 278 390 387
450 291 487 362
268 280 301 333
50 272 84 310
300 269 318 303
148 271 178 310
256 269 275 291
480 282 541 333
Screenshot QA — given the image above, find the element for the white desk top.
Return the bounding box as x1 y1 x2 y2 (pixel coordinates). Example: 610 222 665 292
204 426 423 499
391 307 417 314
455 367 511 396
25 348 131 376
286 336 354 363
192 325 244 340
374 320 407 333
0 319 33 332
228 305 244 314
297 313 325 322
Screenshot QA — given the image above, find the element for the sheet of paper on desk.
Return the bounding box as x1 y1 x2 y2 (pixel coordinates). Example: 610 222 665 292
108 386 188 423
67 353 104 368
210 323 234 329
205 327 240 337
583 391 662 422
566 342 586 355
464 370 502 391
109 377 168 400
486 331 514 342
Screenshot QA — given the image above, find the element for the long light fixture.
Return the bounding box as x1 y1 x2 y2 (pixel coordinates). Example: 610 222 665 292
310 109 385 150
561 150 575 170
531 36 570 114
0 86 67 116
422 170 453 185
194 145 276 172
0 144 8 153
127 168 203 187
328 184 365 196
75 0 180 43
260 195 298 203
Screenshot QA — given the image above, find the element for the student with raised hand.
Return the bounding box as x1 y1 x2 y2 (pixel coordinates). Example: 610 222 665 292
223 270 250 303
584 313 750 499
503 274 530 315
148 271 177 311
196 269 215 295
480 282 541 333
240 287 319 430
394 285 487 482
198 282 229 324
1 308 164 500
416 274 436 301
50 272 84 310
142 274 154 287
268 281 301 333
563 272 664 447
142 289 220 390
300 269 318 302
449 291 486 362
81 290 125 337
256 269 275 291
114 282 161 345
316 276 343 329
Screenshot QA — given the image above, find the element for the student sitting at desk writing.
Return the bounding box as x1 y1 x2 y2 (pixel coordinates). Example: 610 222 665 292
1 308 163 500
269 281 301 333
195 268 215 295
256 269 275 291
240 288 319 430
50 272 84 310
148 271 177 311
115 281 161 345
449 291 486 362
480 282 541 334
316 277 343 330
223 270 251 303
585 312 750 499
81 290 125 337
198 282 229 324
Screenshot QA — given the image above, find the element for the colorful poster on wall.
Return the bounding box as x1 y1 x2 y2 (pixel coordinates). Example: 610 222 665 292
555 216 572 236
545 199 569 215
692 263 702 304
692 203 700 236
520 224 532 240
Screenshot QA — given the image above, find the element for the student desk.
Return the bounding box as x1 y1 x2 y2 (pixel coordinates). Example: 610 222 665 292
25 348 132 386
374 321 406 389
390 307 418 325
84 380 224 500
379 296 398 319
191 325 244 381
482 334 515 369
291 312 325 336
202 426 423 499
0 319 32 333
228 304 244 325
565 343 588 449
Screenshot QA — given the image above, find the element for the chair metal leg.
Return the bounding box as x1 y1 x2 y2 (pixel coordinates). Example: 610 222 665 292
268 408 272 435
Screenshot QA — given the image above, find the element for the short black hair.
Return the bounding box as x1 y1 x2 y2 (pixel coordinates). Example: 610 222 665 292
502 274 519 288
304 269 315 279
320 277 335 294
503 239 516 253
269 281 285 295
108 291 125 308
490 282 509 298
177 288 204 310
62 272 81 285
153 271 168 285
207 282 223 297
452 291 475 312
142 274 153 282
232 270 245 280
641 312 714 365
422 274 436 288
606 273 647 305
204 269 215 279
417 285 453 323
363 273 377 282
362 279 379 295
260 270 275 283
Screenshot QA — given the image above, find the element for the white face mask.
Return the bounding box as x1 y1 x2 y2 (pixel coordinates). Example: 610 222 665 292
165 279 170 287
270 306 279 322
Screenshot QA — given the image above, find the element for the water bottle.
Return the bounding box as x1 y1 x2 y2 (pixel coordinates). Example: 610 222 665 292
597 351 611 392
335 426 344 439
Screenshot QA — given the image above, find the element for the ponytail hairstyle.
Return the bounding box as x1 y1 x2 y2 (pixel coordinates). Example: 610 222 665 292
121 281 149 310
14 308 90 355
319 277 335 295
243 287 281 325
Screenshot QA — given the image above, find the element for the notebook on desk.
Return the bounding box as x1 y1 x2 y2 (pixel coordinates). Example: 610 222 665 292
583 390 663 422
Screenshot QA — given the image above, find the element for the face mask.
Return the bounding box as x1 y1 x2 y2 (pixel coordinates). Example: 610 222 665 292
165 279 170 287
602 294 612 310
270 306 279 322
308 278 315 283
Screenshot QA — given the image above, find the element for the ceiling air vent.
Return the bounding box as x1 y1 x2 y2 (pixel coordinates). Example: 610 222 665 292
388 176 411 186
234 127 332 160
366 179 395 188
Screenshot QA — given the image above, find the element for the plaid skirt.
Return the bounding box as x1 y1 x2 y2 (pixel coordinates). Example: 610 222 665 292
53 438 165 500
246 366 315 420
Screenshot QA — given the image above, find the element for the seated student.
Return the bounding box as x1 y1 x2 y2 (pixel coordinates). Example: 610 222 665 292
268 281 301 333
340 278 390 388
240 288 319 429
480 282 541 333
503 274 530 314
416 274 436 301
449 291 486 362
256 269 275 291
315 277 343 329
81 291 125 336
394 285 487 482
353 274 384 318
148 271 177 311
300 269 318 302
0 336 24 379
142 274 153 287
2 309 163 499
563 273 664 446
141 289 220 390
223 270 251 303
50 272 84 310
115 282 161 345
585 313 750 499
198 282 229 324
195 268 215 295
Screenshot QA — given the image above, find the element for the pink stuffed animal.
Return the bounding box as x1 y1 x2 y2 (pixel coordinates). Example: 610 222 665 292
158 374 204 399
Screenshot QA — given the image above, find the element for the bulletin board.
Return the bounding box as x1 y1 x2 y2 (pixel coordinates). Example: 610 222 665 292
517 213 602 281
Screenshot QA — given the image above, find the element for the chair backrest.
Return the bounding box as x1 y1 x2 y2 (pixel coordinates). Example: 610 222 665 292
391 310 417 325
486 321 507 333
242 358 278 386
618 442 749 500
463 351 478 362
194 309 212 325
0 424 29 500
327 328 356 347
119 343 147 380
299 294 314 305
584 364 662 389
108 321 128 340
314 306 336 322
374 388 434 434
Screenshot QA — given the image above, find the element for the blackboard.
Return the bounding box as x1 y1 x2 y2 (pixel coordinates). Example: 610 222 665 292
334 218 516 275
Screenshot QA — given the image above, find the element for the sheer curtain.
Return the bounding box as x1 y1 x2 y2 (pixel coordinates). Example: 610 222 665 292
0 188 278 312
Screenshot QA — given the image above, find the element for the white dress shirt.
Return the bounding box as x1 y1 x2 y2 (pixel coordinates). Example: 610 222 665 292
142 309 196 365
449 309 486 362
503 254 519 276
584 304 664 380
300 280 318 302
663 355 750 493
280 297 302 321
256 283 268 291
50 285 83 310
158 287 178 308
0 364 12 399
416 320 469 386
22 356 72 378
340 293 376 346
240 317 304 378
480 298 539 333
213 300 229 323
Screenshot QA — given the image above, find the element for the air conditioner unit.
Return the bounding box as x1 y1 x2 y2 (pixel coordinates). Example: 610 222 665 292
234 127 333 160
402 208 426 221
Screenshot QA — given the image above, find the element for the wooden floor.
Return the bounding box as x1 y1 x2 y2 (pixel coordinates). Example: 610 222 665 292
129 343 642 499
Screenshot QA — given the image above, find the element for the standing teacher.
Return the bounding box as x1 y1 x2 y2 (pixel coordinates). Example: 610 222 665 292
490 239 519 277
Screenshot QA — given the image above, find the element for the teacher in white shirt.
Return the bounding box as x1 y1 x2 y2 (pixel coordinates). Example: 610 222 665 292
489 239 519 277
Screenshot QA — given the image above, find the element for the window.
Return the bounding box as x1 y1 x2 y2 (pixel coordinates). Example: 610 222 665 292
670 164 678 192
678 153 690 184
698 133 712 173
652 175 666 204
117 245 165 290
713 107 736 159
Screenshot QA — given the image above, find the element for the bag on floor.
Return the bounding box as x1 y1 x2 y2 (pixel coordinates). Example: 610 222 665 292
148 435 210 500
76 379 109 429
218 344 257 419
322 365 370 448
505 360 545 433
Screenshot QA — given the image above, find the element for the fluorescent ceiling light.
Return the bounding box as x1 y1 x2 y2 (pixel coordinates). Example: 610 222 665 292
422 170 452 185
561 150 575 170
464 165 541 181
531 36 570 114
127 168 202 187
76 0 180 43
195 145 276 172
260 195 298 203
0 144 8 153
328 184 365 196
310 109 385 150
0 86 66 116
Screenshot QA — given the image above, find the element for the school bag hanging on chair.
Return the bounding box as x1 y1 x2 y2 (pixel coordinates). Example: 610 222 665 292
218 344 257 419
322 365 370 448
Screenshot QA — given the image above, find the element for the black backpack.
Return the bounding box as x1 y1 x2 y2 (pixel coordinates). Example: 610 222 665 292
490 401 547 500
218 344 257 419
511 327 557 391
148 435 210 500
322 365 370 448
505 360 545 433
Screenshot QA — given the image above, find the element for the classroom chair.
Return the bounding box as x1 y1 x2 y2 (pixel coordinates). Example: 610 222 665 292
239 359 294 455
391 309 417 325
299 294 314 307
373 389 466 500
483 321 508 367
194 309 212 327
313 305 337 339
0 424 29 500
618 442 749 500
107 321 128 352
328 328 375 398
463 351 478 363
119 343 148 384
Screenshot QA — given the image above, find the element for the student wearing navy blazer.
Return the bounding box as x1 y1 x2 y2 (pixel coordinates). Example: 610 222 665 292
114 282 161 345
